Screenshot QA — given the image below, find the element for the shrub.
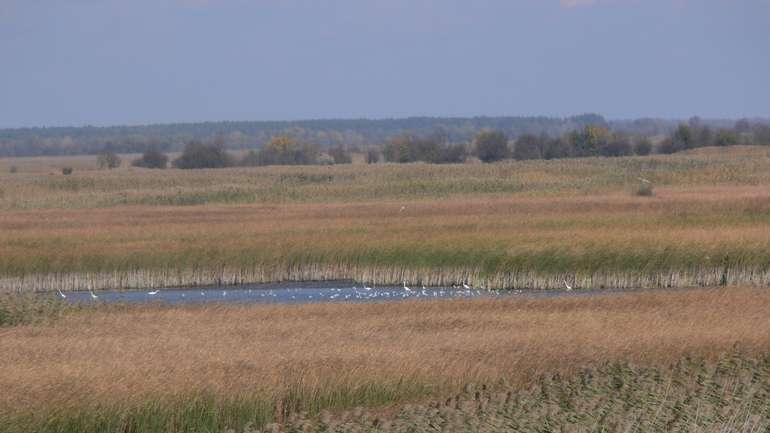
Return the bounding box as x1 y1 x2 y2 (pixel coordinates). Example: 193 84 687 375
474 130 509 163
97 151 121 169
634 138 653 156
241 136 320 167
9 165 17 174
432 143 467 164
62 167 73 175
513 134 545 160
634 180 654 197
543 137 573 160
132 147 168 169
714 129 739 147
173 140 233 169
569 125 612 157
598 135 632 157
328 146 352 164
382 135 466 164
657 138 681 155
366 149 380 164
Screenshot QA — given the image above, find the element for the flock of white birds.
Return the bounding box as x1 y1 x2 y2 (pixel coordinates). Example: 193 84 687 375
52 278 576 304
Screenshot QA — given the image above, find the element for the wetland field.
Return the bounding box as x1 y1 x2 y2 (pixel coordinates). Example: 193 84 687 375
2 147 770 432
3 146 770 293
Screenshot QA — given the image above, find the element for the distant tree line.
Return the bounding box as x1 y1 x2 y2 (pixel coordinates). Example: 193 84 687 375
0 114 630 158
118 117 770 171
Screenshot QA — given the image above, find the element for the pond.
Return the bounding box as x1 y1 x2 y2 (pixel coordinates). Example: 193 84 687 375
55 280 626 305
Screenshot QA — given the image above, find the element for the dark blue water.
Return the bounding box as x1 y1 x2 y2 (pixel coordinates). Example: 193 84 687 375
57 281 511 305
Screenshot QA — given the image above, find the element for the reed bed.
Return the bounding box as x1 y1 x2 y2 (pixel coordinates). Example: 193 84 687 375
1 287 770 432
250 353 770 433
3 183 770 292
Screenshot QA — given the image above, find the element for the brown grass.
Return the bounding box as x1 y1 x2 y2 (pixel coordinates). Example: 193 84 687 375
2 287 769 418
3 184 770 292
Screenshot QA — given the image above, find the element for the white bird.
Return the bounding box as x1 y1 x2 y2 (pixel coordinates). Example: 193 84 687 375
148 289 160 295
462 282 471 289
364 283 373 291
89 289 98 300
403 281 412 292
56 288 66 299
563 279 573 291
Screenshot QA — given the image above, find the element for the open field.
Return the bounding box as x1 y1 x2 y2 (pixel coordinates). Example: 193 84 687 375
2 147 770 292
1 287 769 432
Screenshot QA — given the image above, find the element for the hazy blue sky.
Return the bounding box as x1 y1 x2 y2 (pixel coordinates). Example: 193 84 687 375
1 0 768 128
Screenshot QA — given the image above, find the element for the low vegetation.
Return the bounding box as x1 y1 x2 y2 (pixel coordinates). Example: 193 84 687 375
257 353 770 433
1 287 769 433
2 147 770 293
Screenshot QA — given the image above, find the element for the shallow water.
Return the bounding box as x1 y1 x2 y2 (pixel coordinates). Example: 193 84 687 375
55 280 646 305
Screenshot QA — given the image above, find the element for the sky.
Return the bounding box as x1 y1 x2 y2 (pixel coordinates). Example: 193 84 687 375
0 0 768 128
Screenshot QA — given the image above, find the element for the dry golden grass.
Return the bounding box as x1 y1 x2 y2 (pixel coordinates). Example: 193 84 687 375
3 146 770 292
1 287 769 429
3 183 770 291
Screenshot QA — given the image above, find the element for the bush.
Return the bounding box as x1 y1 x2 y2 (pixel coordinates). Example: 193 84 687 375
328 146 352 164
97 151 121 169
474 130 509 163
9 165 17 174
382 135 466 164
634 181 654 197
173 140 233 169
634 138 653 156
62 167 73 175
714 129 739 147
657 137 681 155
365 149 380 164
598 135 632 157
432 143 467 164
543 137 573 160
513 134 545 160
132 148 168 169
569 125 612 157
241 136 319 166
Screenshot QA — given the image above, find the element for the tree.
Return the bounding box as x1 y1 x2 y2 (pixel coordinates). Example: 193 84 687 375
634 138 653 156
568 125 611 157
97 151 121 169
173 140 233 169
543 137 573 160
383 135 418 163
671 124 695 151
132 147 168 169
657 137 680 154
243 136 319 166
598 134 632 157
714 129 739 147
735 119 751 134
513 134 545 160
754 124 770 146
474 130 509 163
328 146 352 164
365 149 380 164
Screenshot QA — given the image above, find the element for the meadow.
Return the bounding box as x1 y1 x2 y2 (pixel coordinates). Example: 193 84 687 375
2 146 770 292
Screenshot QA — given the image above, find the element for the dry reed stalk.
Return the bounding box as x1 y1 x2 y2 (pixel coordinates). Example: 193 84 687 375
2 287 770 416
